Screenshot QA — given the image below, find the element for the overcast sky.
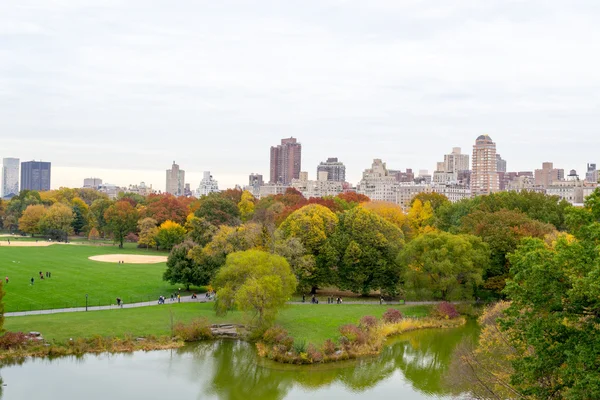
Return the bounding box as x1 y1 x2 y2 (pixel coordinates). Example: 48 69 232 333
1 0 599 191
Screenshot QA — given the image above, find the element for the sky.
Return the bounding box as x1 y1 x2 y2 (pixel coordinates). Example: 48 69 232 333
1 0 599 192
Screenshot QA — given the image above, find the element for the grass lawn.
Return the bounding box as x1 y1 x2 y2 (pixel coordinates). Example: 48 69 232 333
0 243 198 312
3 303 431 344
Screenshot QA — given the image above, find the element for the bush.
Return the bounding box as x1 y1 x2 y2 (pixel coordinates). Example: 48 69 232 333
306 344 324 363
433 302 460 319
321 339 336 355
262 326 287 344
339 324 367 345
382 308 403 323
0 332 29 349
360 315 378 329
125 232 139 243
173 318 213 341
292 339 306 354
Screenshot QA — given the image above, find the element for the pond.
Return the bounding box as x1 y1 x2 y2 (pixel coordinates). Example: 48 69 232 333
0 321 477 400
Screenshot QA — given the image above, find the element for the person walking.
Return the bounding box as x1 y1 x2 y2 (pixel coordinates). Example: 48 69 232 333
30 277 34 285
4 276 8 284
177 294 181 303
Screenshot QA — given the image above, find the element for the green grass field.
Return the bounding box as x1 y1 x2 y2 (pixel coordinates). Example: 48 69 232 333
0 243 192 312
3 303 431 344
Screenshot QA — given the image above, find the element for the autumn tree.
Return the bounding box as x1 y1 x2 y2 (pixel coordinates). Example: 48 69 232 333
329 207 405 296
88 227 100 241
104 201 139 248
90 198 113 236
39 202 75 238
143 193 187 225
137 217 158 249
163 240 205 290
398 231 489 300
155 220 186 250
194 192 240 226
185 215 217 247
71 197 90 235
361 201 410 237
406 199 435 239
213 250 297 326
237 190 256 222
18 204 46 236
410 192 450 212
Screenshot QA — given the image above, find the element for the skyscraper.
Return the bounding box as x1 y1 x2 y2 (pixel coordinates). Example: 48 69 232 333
471 135 499 197
585 163 598 183
444 147 470 174
21 161 51 191
534 162 564 187
165 161 185 196
269 137 302 184
496 154 507 173
2 158 20 198
197 171 219 197
317 157 346 182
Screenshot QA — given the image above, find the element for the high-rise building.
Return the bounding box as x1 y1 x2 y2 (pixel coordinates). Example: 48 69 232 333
585 163 598 183
496 154 507 173
249 173 263 187
197 171 219 197
471 135 499 197
21 160 51 191
444 147 470 174
356 159 399 202
317 157 346 182
534 162 564 188
166 161 185 196
2 158 20 198
269 137 302 184
389 169 415 183
83 177 103 189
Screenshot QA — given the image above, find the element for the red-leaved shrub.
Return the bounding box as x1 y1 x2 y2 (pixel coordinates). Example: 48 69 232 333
360 315 378 329
434 302 460 319
0 332 29 349
382 308 403 323
321 339 336 355
339 324 367 345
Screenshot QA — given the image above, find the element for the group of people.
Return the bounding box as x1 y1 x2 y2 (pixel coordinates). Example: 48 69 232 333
117 260 126 264
205 290 215 300
29 271 52 285
302 294 344 304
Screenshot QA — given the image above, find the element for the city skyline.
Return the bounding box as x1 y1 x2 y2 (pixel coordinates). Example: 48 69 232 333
2 2 600 191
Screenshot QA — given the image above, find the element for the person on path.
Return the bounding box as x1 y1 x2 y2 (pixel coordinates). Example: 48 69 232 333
302 294 305 303
116 297 122 307
177 294 181 303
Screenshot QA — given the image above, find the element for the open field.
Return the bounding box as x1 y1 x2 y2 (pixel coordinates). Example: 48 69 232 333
88 254 168 263
0 244 190 312
3 303 431 344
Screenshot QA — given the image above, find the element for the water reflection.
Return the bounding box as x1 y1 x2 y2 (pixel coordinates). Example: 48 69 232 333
0 321 477 400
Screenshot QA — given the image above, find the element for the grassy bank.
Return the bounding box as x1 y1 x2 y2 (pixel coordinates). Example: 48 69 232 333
3 303 431 344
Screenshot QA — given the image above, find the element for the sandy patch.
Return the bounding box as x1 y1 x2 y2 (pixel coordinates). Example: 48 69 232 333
0 241 70 247
88 254 168 264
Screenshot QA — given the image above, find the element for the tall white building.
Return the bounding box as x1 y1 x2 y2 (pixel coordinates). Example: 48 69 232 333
291 171 343 198
433 148 470 184
2 158 20 198
356 159 399 202
83 177 103 189
166 161 185 196
197 171 219 197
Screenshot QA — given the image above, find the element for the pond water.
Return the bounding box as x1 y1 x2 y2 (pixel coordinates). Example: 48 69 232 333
0 321 477 400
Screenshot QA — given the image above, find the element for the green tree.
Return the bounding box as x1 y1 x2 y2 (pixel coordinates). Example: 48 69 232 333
330 207 405 296
195 192 240 227
104 201 139 248
398 231 489 300
163 240 206 290
410 192 450 212
503 236 600 399
461 209 555 295
18 204 46 236
155 220 186 250
213 250 297 326
90 198 113 236
185 215 217 246
273 234 316 294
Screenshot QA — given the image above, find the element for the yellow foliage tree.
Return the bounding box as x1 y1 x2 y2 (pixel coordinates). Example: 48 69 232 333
18 204 47 236
237 190 256 222
155 220 186 250
361 201 409 236
406 199 435 239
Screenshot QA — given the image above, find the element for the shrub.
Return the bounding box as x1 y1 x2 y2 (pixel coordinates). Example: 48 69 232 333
306 344 324 363
339 324 367 345
292 339 306 354
262 325 288 344
173 318 213 341
321 339 336 355
433 302 460 319
125 232 139 243
360 315 378 329
0 332 28 349
382 308 403 323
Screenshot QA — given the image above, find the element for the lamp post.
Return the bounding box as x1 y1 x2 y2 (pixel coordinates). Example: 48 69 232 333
85 294 88 311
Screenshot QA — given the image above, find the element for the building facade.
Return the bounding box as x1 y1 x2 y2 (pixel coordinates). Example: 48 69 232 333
196 171 219 197
166 161 185 196
83 177 103 189
585 163 598 183
496 154 507 173
534 162 564 188
2 158 20 198
269 137 302 184
356 159 399 202
21 161 51 191
471 135 499 197
291 171 343 198
317 157 346 182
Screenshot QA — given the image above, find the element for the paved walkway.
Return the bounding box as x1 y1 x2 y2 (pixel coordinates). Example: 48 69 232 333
4 298 445 317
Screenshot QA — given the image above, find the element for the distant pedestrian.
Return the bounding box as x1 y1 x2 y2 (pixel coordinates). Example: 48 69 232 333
380 296 383 305
177 294 181 303
302 294 305 303
170 293 174 301
116 297 122 307
5 276 8 284
30 277 34 285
